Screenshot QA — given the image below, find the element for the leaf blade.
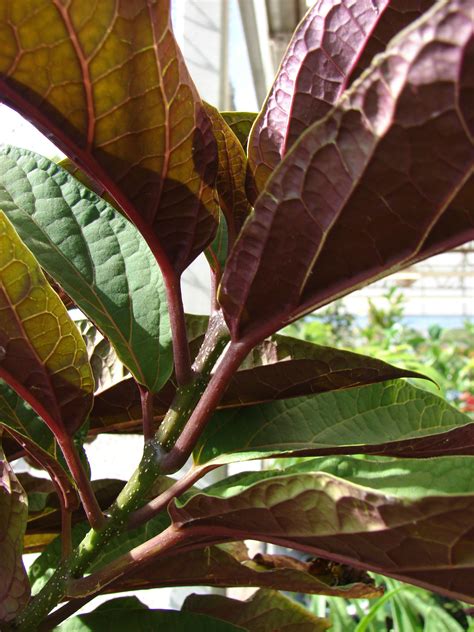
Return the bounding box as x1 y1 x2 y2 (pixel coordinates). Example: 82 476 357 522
0 147 173 393
0 211 93 436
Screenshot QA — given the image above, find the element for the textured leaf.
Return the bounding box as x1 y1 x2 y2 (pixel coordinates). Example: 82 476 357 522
57 607 245 631
0 211 93 437
221 111 258 150
206 210 230 276
347 0 436 85
247 0 390 197
204 103 251 241
89 335 426 434
183 588 330 631
111 541 381 598
0 147 172 393
76 319 125 393
171 455 474 602
194 380 473 465
0 382 79 518
0 448 30 623
221 0 474 341
0 0 218 274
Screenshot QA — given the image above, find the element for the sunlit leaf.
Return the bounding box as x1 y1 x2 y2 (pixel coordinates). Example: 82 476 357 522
171 455 474 602
183 588 330 631
0 211 93 437
247 0 390 197
221 0 474 342
0 0 218 274
194 380 473 465
221 111 258 150
0 446 30 623
0 147 173 393
204 103 251 242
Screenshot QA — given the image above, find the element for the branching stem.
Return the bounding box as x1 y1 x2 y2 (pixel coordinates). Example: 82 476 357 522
163 271 192 386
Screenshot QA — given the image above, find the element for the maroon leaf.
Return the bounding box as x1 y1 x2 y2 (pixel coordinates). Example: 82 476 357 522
221 0 474 343
88 335 426 434
109 542 381 599
0 447 30 623
247 0 390 198
0 1 218 274
170 456 474 602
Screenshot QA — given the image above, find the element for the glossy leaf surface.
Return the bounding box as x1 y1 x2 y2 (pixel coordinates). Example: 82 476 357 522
0 212 93 437
0 147 172 393
183 588 330 631
0 0 218 274
247 0 390 197
221 0 474 341
89 336 426 434
111 541 381 598
172 456 474 602
194 380 473 465
0 448 29 623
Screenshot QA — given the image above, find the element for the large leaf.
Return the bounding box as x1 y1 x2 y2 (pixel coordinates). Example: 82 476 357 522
171 455 474 602
204 103 251 242
0 147 173 393
0 447 30 623
110 541 381 599
0 0 218 274
221 0 474 342
194 380 474 465
183 588 330 631
57 605 245 631
247 0 390 198
0 211 93 437
89 335 426 434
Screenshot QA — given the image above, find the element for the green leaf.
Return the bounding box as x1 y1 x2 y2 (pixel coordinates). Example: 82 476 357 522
0 447 30 623
194 380 473 465
0 147 173 393
183 588 330 631
56 607 245 631
110 541 382 599
220 111 258 150
206 210 230 275
0 211 94 437
0 1 219 274
171 455 474 602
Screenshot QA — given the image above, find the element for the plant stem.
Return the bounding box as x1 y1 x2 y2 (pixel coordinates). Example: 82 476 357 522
61 507 73 559
156 310 230 450
128 463 218 529
163 271 192 386
138 384 154 441
57 437 105 530
67 525 195 598
160 339 250 474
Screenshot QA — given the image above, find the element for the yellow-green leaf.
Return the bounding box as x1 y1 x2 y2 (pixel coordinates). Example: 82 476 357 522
0 212 93 437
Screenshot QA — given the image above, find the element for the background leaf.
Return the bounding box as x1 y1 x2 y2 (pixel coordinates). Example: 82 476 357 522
183 588 330 631
0 0 218 274
194 380 473 465
247 0 390 197
220 111 257 150
171 455 474 602
0 211 93 437
0 147 173 393
0 447 30 623
221 0 474 342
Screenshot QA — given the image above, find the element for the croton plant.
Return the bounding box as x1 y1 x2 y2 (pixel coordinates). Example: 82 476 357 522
0 0 473 630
